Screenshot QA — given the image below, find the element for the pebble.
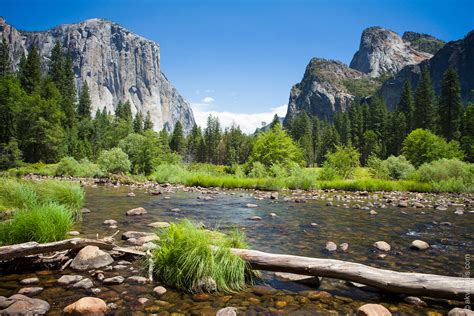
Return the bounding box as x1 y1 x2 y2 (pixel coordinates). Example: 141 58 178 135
68 231 80 236
403 296 427 307
153 286 167 296
369 210 378 215
137 297 149 305
217 307 237 316
246 203 258 208
192 293 210 302
339 243 349 251
103 219 117 226
127 192 136 197
269 212 277 217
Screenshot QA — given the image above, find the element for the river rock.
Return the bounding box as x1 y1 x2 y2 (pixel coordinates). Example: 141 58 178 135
270 192 279 200
153 286 167 296
72 278 94 289
403 296 427 307
246 203 258 208
251 285 277 296
369 210 378 215
70 246 114 271
137 297 149 305
274 272 321 287
269 212 277 217
454 208 464 215
325 241 337 252
127 192 136 197
148 221 171 228
397 200 408 208
69 231 80 236
103 276 124 285
81 208 91 214
103 219 117 226
58 275 84 285
20 277 39 285
191 277 217 292
217 307 237 316
448 308 474 316
126 207 147 216
122 231 155 240
0 294 50 315
373 241 391 251
127 235 159 246
127 276 148 285
63 297 107 315
17 287 43 296
340 242 349 251
357 303 392 316
248 216 262 221
410 240 430 250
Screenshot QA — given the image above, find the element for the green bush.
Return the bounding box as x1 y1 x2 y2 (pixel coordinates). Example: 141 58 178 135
322 145 360 179
368 155 415 180
413 159 473 192
55 157 81 176
152 163 188 183
248 162 267 178
269 163 288 178
0 202 74 245
97 147 131 174
149 220 255 293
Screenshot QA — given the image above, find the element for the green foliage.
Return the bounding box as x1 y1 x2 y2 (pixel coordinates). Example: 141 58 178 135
248 162 267 178
77 81 92 120
413 159 473 192
368 155 415 180
55 156 103 178
143 111 154 131
19 44 41 94
414 67 437 131
342 76 385 97
402 129 464 167
204 115 222 164
170 121 185 154
0 38 12 76
460 103 474 162
439 67 463 140
97 147 131 174
149 220 254 293
397 80 414 131
133 111 144 133
0 139 22 170
322 145 360 179
0 202 73 245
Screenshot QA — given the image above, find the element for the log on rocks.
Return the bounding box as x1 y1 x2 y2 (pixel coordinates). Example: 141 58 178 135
0 238 115 261
229 248 472 301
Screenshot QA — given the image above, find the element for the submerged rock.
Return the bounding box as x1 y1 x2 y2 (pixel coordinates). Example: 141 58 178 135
70 246 114 271
357 303 392 316
72 278 94 289
0 294 50 315
126 207 147 216
127 276 148 285
63 297 107 315
58 275 83 285
17 287 43 296
103 219 117 226
122 231 155 240
19 277 39 285
373 241 391 251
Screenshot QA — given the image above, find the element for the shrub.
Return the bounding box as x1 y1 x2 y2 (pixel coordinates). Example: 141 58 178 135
55 157 81 176
0 202 74 245
149 220 255 293
97 147 131 174
413 159 473 192
322 145 360 179
248 162 267 178
269 163 288 178
402 129 464 167
152 163 188 183
368 155 415 180
317 166 339 181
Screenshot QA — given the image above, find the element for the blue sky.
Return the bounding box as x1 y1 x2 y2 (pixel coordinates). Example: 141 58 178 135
3 0 473 132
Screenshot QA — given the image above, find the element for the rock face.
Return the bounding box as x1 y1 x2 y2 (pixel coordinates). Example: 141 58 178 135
350 27 432 77
0 17 194 133
377 30 474 109
284 58 368 122
402 31 445 55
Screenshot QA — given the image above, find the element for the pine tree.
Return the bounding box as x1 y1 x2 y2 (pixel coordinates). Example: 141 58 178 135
48 41 64 85
460 103 474 162
170 121 185 154
61 55 77 128
439 67 463 140
78 81 92 119
397 80 414 131
204 115 221 163
270 114 280 129
0 38 12 76
414 67 436 131
144 111 153 131
19 43 41 94
186 123 203 162
133 111 144 133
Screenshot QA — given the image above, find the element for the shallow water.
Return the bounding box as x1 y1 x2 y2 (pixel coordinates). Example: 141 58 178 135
1 185 473 315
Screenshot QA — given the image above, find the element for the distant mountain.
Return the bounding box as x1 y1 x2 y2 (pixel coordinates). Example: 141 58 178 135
0 17 195 132
402 31 445 55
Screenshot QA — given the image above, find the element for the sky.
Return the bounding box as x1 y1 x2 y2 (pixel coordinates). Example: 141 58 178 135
3 0 473 132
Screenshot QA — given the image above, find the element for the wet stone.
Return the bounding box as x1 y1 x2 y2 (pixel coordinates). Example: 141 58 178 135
246 203 258 208
153 286 167 296
126 207 147 216
58 275 83 286
103 219 117 225
103 276 124 285
63 297 107 315
403 296 427 307
17 287 43 296
410 240 430 250
448 308 474 316
216 307 237 316
357 303 392 316
373 241 391 251
248 216 262 221
251 285 277 296
72 278 94 289
340 243 349 251
192 293 210 302
127 276 148 285
325 241 337 252
70 246 114 271
19 277 39 285
0 294 50 315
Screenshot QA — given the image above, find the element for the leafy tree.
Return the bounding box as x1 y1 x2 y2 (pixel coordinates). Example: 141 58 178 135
97 147 131 174
0 38 12 76
402 128 464 167
289 112 314 166
77 81 92 120
322 145 360 179
170 121 185 154
0 76 24 144
119 131 162 175
133 111 144 133
397 80 414 131
186 124 203 162
0 138 22 169
439 67 463 140
144 111 154 131
248 122 303 167
414 67 437 131
19 44 41 94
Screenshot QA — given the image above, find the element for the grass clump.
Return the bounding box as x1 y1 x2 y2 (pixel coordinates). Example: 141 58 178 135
150 220 255 293
0 202 74 245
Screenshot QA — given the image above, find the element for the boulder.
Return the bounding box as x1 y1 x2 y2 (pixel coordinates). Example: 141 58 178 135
58 275 84 285
70 246 114 271
410 240 430 250
217 307 237 316
126 207 147 216
63 297 107 315
373 241 391 251
357 303 392 316
0 294 50 315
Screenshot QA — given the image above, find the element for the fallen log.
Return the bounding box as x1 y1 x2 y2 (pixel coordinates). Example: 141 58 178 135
0 238 114 261
229 248 472 300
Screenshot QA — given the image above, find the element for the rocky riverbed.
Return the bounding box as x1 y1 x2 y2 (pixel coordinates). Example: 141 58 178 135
0 176 472 314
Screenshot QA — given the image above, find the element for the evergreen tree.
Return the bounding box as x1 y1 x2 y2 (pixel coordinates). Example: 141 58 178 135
186 123 204 162
77 81 92 119
460 103 474 162
270 114 280 129
48 41 64 85
397 80 414 131
133 111 144 133
204 115 221 163
19 43 41 94
170 121 185 154
0 38 12 76
414 67 436 131
61 55 77 128
439 67 463 140
334 111 351 146
143 111 153 131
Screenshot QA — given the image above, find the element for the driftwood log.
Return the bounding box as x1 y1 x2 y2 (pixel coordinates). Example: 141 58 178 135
229 248 472 300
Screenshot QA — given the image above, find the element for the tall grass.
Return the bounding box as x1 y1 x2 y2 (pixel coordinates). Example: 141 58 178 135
149 220 255 293
0 202 74 245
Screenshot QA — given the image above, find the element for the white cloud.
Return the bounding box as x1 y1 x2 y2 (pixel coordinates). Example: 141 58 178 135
201 96 215 103
191 103 288 134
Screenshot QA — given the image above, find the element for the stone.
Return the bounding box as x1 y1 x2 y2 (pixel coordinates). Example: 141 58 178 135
436 205 448 211
246 203 258 208
137 297 149 305
153 286 167 296
58 275 84 285
126 207 147 216
248 216 262 221
103 219 117 226
81 208 91 214
127 192 136 197
170 208 181 212
397 200 408 208
270 192 279 200
127 276 148 285
103 276 124 285
303 290 332 300
357 303 392 316
191 277 217 292
127 235 159 246
454 208 464 215
269 212 277 217
122 231 155 240
20 277 39 285
148 221 171 228
91 288 101 295
275 301 287 308
274 272 321 287
373 241 391 251
216 307 237 316
403 296 427 307
251 285 277 296
17 287 43 296
325 241 337 252
410 240 430 250
69 231 80 236
63 297 107 315
369 210 378 215
340 242 349 251
70 246 114 271
192 293 210 302
448 308 474 316
72 278 94 289
0 294 50 315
